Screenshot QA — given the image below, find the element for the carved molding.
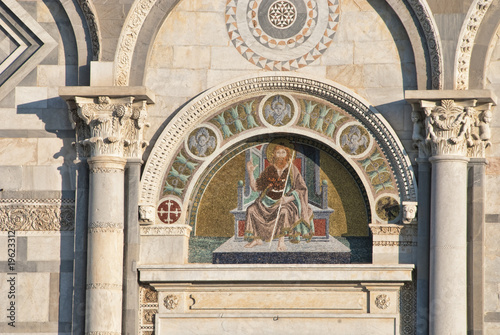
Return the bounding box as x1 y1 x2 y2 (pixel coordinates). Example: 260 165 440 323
140 75 417 212
140 224 192 236
89 167 124 174
86 283 122 290
373 241 417 247
406 0 443 89
0 199 75 231
88 221 123 233
370 224 404 235
455 0 493 90
68 96 149 159
411 99 492 157
114 0 157 86
76 0 101 61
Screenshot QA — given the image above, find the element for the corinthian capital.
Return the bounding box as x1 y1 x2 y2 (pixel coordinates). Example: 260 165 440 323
405 90 496 158
60 87 154 159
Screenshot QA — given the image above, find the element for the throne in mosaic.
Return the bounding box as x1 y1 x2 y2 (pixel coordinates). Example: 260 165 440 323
230 144 334 242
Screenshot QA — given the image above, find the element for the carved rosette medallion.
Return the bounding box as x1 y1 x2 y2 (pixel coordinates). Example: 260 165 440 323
226 0 339 70
157 197 182 224
163 295 179 310
68 96 149 159
375 294 390 309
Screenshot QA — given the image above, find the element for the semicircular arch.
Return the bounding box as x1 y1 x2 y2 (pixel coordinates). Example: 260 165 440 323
139 73 417 226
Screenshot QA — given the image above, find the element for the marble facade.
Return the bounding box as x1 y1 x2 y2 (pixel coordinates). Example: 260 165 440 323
0 0 500 334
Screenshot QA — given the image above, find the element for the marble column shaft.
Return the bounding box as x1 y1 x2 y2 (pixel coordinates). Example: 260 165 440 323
86 156 126 335
429 155 469 334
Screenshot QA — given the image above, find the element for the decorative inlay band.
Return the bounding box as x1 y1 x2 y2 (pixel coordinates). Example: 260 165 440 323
90 167 124 174
0 199 75 231
88 227 124 234
86 332 121 335
373 241 416 247
370 224 404 235
86 283 122 290
140 225 191 236
89 222 123 229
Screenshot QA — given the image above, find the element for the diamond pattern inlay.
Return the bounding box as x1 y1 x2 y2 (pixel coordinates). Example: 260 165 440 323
0 0 56 100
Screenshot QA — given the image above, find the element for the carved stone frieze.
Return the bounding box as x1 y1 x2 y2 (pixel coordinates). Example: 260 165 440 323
140 224 192 236
455 0 493 90
406 0 443 89
0 199 75 231
114 0 157 86
68 96 149 159
410 99 493 158
76 0 101 60
369 224 404 235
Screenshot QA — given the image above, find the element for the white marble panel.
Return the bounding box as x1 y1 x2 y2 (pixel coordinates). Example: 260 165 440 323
354 41 400 64
322 42 354 66
17 273 51 322
27 235 74 261
146 69 206 98
210 47 257 70
0 138 37 165
15 87 48 108
156 313 398 335
173 46 211 69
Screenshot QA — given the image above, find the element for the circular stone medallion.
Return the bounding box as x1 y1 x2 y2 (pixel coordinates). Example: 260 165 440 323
375 196 400 222
157 198 182 224
226 0 340 70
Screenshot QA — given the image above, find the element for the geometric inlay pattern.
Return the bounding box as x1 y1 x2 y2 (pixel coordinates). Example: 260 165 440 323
226 0 340 70
0 0 56 100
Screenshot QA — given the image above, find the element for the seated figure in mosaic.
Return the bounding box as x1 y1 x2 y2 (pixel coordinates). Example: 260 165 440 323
244 142 314 251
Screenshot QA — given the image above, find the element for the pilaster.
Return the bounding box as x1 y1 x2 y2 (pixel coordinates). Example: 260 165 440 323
406 90 496 335
60 87 154 335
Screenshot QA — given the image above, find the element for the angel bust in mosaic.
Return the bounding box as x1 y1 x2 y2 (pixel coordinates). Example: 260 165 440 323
244 140 314 251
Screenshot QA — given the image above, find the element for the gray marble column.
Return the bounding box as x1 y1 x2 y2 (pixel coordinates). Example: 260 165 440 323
406 91 496 335
62 90 152 335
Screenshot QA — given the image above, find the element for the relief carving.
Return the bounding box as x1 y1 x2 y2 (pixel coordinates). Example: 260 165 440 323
411 100 493 158
69 96 149 159
375 294 390 309
402 201 418 224
455 0 494 90
76 0 100 60
163 295 179 310
0 199 75 231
